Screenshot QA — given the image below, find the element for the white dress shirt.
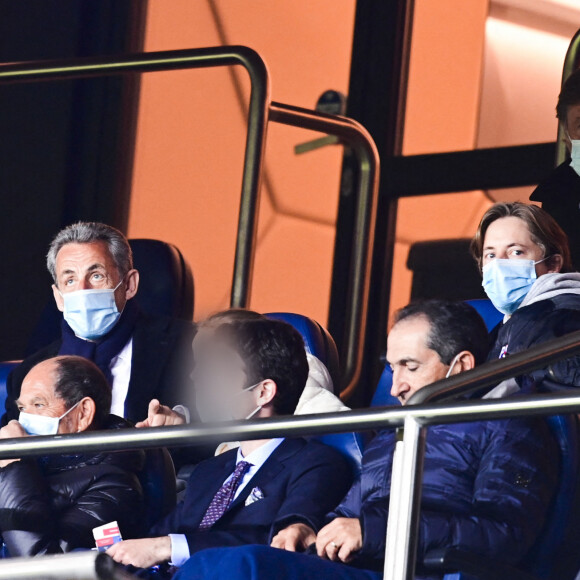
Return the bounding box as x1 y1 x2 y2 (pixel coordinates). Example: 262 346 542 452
108 338 133 417
169 438 285 567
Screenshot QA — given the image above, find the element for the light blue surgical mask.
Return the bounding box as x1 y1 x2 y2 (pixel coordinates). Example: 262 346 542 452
19 400 81 436
482 258 548 315
566 130 580 177
59 279 124 341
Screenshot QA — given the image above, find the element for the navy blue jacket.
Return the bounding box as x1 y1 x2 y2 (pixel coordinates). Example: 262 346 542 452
488 294 580 391
329 417 559 573
149 438 353 554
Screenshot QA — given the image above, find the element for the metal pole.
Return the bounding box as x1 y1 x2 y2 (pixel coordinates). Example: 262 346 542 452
385 416 426 580
384 433 404 577
0 46 270 311
269 102 380 397
0 551 133 580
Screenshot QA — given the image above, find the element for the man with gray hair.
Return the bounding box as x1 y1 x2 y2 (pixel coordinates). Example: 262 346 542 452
4 222 194 427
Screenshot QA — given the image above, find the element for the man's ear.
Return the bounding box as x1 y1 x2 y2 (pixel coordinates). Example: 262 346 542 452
52 284 64 312
547 254 563 274
75 397 96 432
255 379 277 411
124 269 140 300
451 351 476 374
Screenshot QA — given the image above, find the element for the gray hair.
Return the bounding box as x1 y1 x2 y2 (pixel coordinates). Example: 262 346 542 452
47 222 133 285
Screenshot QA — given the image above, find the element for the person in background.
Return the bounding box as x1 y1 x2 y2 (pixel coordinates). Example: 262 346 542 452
107 317 353 575
171 300 559 580
471 201 580 395
531 67 580 269
0 355 145 557
4 222 194 426
136 309 348 433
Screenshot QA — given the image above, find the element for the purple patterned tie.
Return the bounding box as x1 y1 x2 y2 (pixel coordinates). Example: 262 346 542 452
198 460 252 530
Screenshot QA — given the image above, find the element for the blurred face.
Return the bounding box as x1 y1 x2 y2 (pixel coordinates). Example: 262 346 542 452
387 316 451 405
52 241 139 312
17 360 83 434
482 216 558 277
191 327 263 421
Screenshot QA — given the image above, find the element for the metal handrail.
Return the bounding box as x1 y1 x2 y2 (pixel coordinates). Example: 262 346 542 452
409 326 580 405
0 46 270 311
0 551 133 579
0 50 380 400
268 102 380 398
556 29 580 166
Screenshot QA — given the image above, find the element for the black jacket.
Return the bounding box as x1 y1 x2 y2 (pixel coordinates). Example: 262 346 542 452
0 415 146 557
4 313 195 425
150 438 353 555
530 160 580 270
488 293 580 391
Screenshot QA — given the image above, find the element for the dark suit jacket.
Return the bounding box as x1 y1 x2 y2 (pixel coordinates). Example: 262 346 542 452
149 438 354 554
4 312 195 425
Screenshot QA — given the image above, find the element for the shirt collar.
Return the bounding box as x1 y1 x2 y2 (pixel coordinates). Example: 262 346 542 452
235 437 284 470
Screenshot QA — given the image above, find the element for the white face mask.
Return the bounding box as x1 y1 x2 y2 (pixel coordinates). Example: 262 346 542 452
445 353 461 379
19 400 81 436
59 279 124 341
567 130 580 177
195 382 263 423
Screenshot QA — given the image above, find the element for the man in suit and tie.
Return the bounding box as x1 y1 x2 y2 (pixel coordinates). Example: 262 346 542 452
4 222 194 425
107 317 354 572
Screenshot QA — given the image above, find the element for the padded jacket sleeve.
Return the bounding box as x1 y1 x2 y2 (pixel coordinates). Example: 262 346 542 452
0 459 145 556
353 418 560 570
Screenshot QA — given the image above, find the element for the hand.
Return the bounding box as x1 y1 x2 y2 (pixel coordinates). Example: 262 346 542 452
271 523 317 552
0 420 28 467
316 517 362 563
107 537 172 568
135 399 186 428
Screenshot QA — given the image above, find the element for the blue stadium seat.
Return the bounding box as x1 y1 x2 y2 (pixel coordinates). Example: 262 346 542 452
465 299 503 332
266 312 341 392
265 312 363 474
139 447 177 529
0 362 18 415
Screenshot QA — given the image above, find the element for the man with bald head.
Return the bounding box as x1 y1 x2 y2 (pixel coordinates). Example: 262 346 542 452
0 356 145 557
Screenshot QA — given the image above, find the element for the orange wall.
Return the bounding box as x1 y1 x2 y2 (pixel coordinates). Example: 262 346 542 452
128 0 355 323
389 0 491 322
129 0 574 330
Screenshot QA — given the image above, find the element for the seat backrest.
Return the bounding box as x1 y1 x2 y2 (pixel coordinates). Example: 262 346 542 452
407 239 486 302
265 312 363 475
138 447 177 529
0 362 18 414
265 312 341 391
129 239 194 321
465 299 502 332
522 414 580 579
25 238 194 355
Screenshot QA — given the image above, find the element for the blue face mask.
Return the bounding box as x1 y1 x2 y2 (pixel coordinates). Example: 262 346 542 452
482 258 546 315
59 279 124 341
19 400 81 436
